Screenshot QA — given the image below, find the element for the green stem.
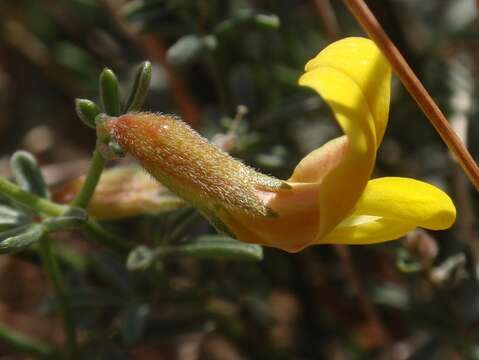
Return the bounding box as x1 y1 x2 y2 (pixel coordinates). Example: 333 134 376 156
0 177 131 252
0 324 54 358
0 177 66 217
69 148 133 252
38 236 77 359
83 219 132 254
71 149 106 209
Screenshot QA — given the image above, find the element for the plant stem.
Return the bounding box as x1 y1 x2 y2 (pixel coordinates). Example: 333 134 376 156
0 324 54 358
38 236 77 359
65 130 131 253
83 219 132 254
0 177 67 217
71 149 106 209
0 177 132 252
343 0 479 192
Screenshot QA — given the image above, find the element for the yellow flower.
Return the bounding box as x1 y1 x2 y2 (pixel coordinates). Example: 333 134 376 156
91 37 455 252
219 37 455 251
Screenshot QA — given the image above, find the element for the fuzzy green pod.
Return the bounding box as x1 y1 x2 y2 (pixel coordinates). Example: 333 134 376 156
100 113 288 219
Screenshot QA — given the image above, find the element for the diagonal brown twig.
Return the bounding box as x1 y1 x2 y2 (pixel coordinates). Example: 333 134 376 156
343 0 479 192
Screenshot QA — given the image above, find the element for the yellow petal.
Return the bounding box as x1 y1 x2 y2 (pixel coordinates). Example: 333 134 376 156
288 136 348 183
354 177 456 229
319 177 456 244
220 182 321 252
304 37 391 145
298 37 391 239
318 216 414 244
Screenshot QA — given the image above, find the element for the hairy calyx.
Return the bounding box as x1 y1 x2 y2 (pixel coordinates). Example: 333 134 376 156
98 113 290 223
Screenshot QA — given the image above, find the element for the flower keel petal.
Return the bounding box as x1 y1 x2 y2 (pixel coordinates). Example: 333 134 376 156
319 177 456 244
353 177 456 230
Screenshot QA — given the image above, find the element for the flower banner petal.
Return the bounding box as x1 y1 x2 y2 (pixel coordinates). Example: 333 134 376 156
298 37 391 239
304 37 391 146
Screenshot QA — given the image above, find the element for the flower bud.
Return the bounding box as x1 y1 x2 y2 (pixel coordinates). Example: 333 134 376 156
101 113 289 221
404 228 438 267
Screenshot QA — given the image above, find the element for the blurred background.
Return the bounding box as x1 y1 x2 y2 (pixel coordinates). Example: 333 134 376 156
1 0 479 358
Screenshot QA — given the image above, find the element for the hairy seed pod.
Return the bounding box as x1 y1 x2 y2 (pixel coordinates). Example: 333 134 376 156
102 113 288 219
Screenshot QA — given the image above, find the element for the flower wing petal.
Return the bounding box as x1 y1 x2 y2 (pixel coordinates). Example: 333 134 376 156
318 216 413 244
353 177 456 229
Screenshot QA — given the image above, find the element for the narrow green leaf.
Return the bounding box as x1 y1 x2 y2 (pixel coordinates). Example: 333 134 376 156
253 13 280 29
156 235 263 262
10 151 49 199
99 68 121 116
90 252 134 293
75 98 100 129
126 246 156 271
43 289 123 311
42 207 88 232
0 205 30 226
121 303 150 345
215 11 280 35
0 324 54 358
166 34 217 67
0 224 45 253
123 1 162 21
124 61 152 112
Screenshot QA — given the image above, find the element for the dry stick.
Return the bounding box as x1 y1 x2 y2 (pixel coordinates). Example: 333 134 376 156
139 35 201 129
335 246 391 345
39 0 125 69
312 0 340 41
2 20 80 98
452 121 479 269
314 0 392 345
336 247 391 343
343 0 479 192
99 0 200 129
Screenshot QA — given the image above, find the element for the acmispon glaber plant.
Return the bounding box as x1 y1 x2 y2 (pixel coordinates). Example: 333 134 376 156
90 37 456 252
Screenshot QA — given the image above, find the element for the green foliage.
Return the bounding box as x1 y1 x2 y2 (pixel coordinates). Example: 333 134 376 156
75 99 100 129
124 61 152 112
0 0 478 359
167 34 217 67
99 68 121 116
11 151 50 199
0 224 45 254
